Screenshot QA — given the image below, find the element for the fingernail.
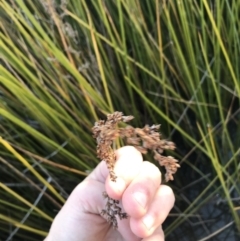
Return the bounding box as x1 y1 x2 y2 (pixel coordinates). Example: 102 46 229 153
133 192 147 208
142 214 155 231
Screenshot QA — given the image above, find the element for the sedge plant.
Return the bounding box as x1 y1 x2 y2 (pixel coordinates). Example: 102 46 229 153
0 0 239 240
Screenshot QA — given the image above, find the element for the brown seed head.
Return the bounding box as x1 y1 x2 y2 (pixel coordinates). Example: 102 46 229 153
92 112 180 229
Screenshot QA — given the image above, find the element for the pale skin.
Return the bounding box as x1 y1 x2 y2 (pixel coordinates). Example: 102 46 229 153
45 146 175 241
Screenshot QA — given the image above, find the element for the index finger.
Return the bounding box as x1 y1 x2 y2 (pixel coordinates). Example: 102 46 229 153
86 146 143 199
105 146 143 200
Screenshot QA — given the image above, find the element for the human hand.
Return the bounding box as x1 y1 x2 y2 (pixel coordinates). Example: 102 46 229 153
45 146 175 241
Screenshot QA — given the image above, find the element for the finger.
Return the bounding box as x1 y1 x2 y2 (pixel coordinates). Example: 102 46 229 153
105 146 143 200
142 225 164 241
117 216 141 241
130 185 175 238
122 161 161 218
85 159 109 184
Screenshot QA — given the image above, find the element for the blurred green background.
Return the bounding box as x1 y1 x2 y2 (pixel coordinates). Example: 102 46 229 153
0 0 239 240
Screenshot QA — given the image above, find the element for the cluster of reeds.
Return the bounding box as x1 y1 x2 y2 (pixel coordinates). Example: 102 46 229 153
0 0 239 239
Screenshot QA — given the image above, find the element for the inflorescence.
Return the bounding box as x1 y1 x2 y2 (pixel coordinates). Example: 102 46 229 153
92 111 180 228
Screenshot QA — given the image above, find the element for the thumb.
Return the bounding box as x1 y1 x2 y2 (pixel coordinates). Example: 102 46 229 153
45 165 107 241
56 161 108 217
50 158 110 229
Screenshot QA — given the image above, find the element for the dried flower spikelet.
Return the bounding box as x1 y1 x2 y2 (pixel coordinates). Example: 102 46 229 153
100 192 128 229
92 112 134 182
126 124 179 181
154 151 180 181
92 112 180 183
